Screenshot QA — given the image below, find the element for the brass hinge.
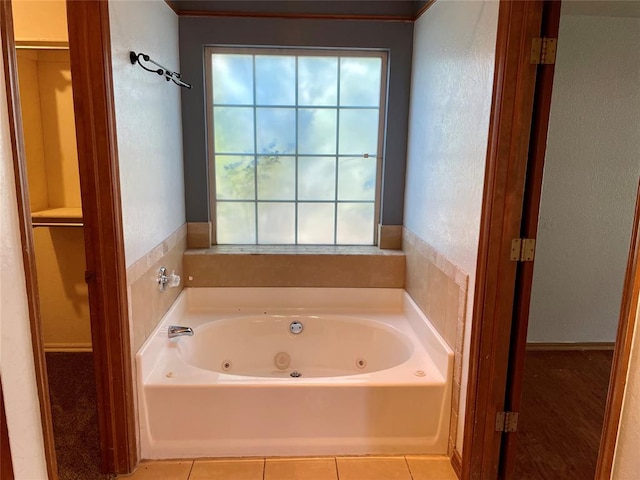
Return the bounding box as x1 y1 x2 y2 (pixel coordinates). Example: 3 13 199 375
531 37 557 64
511 238 536 262
495 411 519 432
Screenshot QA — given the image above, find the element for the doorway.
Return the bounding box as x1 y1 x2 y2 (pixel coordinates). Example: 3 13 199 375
11 5 107 480
511 3 639 478
1 0 136 476
14 41 106 479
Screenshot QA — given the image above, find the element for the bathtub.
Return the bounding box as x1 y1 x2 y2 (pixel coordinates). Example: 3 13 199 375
137 288 453 459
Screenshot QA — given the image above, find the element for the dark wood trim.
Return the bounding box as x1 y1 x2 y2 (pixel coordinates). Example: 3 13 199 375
500 6 563 472
1 378 15 480
461 2 544 479
163 0 179 15
0 3 59 479
66 1 137 474
595 179 640 479
174 9 414 22
451 448 463 479
414 0 437 21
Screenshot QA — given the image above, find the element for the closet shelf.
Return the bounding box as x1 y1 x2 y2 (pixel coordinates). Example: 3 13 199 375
31 207 83 227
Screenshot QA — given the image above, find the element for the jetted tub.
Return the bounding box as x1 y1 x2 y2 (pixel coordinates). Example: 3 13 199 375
137 288 453 459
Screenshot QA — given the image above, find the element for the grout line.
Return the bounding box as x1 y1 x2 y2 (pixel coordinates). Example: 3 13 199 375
262 457 266 480
186 460 195 480
404 455 415 480
334 456 339 480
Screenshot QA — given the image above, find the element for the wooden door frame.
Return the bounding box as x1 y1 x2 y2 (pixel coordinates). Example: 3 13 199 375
499 2 562 477
1 0 137 476
460 1 545 478
1 378 15 480
461 0 639 478
594 183 640 478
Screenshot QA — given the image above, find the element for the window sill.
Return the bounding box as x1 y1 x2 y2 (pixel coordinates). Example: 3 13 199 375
183 245 405 288
187 245 403 255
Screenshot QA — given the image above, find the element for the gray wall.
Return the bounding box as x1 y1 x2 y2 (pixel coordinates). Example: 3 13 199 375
526 14 640 343
170 1 418 17
179 16 413 224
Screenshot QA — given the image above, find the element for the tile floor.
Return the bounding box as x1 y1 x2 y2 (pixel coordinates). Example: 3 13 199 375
118 456 457 480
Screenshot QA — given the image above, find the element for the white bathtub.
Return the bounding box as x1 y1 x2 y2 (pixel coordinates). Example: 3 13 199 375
137 288 453 459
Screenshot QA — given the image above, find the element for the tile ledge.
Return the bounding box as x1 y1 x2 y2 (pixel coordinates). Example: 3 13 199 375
185 245 405 256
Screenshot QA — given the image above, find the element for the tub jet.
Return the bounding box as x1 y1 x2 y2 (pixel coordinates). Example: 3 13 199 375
290 371 302 378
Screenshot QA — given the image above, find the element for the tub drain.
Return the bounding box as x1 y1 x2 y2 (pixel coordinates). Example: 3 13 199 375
290 370 302 378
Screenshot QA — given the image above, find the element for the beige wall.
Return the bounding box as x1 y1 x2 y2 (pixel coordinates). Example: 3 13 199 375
17 49 80 211
33 227 90 349
404 0 499 453
15 50 47 211
12 0 68 43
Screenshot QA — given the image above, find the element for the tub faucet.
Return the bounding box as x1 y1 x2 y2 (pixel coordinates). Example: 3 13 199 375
168 325 194 338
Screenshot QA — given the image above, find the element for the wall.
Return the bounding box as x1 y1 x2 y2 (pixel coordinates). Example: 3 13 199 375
109 0 186 268
527 15 640 344
403 0 499 452
11 0 67 43
109 0 187 348
179 15 413 226
613 301 640 479
0 52 48 480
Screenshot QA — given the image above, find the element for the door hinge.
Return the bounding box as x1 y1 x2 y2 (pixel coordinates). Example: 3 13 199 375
510 238 536 262
531 37 557 65
495 411 519 432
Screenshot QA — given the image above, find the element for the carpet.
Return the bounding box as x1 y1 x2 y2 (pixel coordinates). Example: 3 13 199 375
46 352 113 480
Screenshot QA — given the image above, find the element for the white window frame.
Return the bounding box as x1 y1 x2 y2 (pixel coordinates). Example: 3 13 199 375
205 46 388 245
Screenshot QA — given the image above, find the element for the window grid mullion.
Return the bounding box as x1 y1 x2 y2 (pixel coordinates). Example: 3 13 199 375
212 103 379 110
252 54 259 244
294 56 299 244
333 58 341 245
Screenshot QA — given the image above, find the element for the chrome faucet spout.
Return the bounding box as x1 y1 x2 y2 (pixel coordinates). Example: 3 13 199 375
168 325 194 338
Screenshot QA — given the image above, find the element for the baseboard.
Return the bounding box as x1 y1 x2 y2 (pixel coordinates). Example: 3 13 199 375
451 448 462 479
526 342 615 351
44 343 93 353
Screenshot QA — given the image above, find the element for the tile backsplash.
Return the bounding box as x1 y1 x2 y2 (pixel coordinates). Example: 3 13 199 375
402 226 468 455
127 223 187 353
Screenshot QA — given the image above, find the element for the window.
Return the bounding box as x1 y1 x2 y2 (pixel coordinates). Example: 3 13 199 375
206 47 386 245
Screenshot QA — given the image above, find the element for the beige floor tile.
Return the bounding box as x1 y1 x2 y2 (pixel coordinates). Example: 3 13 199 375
265 458 337 480
189 459 264 480
405 456 457 480
120 460 192 480
336 457 412 480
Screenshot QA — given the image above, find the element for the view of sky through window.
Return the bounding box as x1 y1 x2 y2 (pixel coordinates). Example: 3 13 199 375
209 49 384 245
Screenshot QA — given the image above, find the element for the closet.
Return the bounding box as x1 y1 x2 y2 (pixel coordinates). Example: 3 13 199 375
16 47 90 351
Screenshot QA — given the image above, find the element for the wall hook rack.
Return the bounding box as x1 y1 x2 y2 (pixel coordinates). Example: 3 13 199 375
130 51 191 89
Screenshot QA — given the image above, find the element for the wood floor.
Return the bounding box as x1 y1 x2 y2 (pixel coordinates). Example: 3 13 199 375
514 350 613 480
